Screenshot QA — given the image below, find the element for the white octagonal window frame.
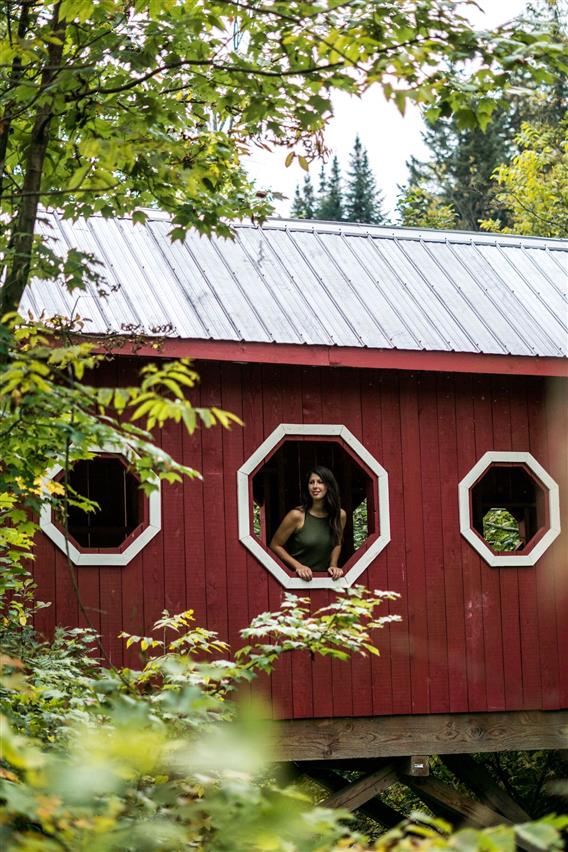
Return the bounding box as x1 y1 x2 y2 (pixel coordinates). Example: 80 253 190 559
40 444 161 566
237 424 390 589
458 450 561 567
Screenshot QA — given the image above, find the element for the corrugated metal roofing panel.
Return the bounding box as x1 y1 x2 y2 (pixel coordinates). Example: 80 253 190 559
237 227 334 346
19 213 568 359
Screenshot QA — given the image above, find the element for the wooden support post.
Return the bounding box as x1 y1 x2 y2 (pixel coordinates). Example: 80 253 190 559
399 755 430 776
301 763 405 828
322 763 399 812
441 754 530 823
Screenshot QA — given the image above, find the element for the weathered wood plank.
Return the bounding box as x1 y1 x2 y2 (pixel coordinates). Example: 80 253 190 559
270 711 568 761
402 775 539 852
403 774 506 827
441 753 530 823
321 763 398 811
301 764 404 828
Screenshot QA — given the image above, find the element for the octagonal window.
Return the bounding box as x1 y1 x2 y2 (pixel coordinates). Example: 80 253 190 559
53 455 143 549
40 447 161 566
238 424 390 589
459 451 560 567
251 439 376 565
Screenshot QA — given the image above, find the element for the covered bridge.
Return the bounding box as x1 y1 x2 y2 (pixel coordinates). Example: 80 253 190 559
25 213 568 776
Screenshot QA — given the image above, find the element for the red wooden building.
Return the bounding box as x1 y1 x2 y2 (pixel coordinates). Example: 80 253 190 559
26 214 567 770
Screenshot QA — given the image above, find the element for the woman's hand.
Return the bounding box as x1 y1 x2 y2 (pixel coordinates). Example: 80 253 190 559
296 565 313 581
328 566 343 580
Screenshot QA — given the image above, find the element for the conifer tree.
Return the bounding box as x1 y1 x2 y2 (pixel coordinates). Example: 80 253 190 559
318 156 344 221
290 175 317 218
345 136 385 224
318 164 327 200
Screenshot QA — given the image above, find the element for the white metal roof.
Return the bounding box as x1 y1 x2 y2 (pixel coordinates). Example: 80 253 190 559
21 211 568 359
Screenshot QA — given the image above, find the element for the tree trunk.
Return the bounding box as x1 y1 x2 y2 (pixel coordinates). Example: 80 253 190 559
0 1 32 201
1 4 65 316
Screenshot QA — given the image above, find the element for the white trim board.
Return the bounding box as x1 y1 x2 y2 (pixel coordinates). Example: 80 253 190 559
39 444 161 567
458 450 560 567
237 424 390 590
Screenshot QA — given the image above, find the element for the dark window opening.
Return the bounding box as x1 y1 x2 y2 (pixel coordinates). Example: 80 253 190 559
471 465 545 553
251 439 376 566
58 456 141 548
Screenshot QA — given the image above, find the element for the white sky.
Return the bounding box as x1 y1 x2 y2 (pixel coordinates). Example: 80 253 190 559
244 0 530 219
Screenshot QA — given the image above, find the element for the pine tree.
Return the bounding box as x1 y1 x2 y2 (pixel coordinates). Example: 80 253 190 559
317 156 343 221
301 175 317 218
345 136 385 224
290 174 317 218
291 184 305 218
317 164 327 200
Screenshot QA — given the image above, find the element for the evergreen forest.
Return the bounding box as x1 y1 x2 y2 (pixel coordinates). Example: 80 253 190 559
291 1 568 238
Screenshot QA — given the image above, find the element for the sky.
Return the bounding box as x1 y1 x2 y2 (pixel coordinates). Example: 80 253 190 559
244 0 530 219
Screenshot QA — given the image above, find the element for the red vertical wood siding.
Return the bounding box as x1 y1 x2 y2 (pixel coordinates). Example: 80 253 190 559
33 364 568 719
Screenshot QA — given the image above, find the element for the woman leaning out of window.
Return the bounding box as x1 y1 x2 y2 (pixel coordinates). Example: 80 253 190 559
270 466 346 581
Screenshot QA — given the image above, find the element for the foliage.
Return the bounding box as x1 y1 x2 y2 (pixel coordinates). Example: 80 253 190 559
3 1 568 313
372 812 568 851
482 508 522 552
401 1 568 231
480 122 568 237
352 499 368 551
344 136 386 225
0 314 240 595
0 586 402 851
396 185 457 230
291 174 318 218
3 588 567 851
318 156 344 222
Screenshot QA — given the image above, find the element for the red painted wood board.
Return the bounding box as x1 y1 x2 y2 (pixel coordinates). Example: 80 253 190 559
378 372 412 715
399 374 430 713
361 372 394 717
473 374 506 712
455 375 487 712
419 374 449 713
123 338 568 378
161 421 187 618
436 374 468 713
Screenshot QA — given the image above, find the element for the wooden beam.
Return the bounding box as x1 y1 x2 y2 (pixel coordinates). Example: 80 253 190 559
403 776 537 852
321 764 398 811
404 775 508 828
269 711 568 761
120 337 568 378
441 754 530 823
300 764 405 828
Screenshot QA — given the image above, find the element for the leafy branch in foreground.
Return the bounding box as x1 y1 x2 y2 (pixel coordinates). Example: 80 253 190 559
1 587 566 850
2 0 568 313
0 586 401 850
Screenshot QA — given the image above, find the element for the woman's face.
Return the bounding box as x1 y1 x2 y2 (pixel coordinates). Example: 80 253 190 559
308 473 327 502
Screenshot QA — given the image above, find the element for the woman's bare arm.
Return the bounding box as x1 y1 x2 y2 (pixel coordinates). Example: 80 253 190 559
270 509 313 581
328 509 347 580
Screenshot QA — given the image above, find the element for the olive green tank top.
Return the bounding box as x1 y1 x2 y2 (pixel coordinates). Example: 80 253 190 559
285 511 333 572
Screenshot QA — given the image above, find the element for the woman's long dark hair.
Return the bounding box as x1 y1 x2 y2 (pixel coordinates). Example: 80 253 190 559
301 466 343 546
